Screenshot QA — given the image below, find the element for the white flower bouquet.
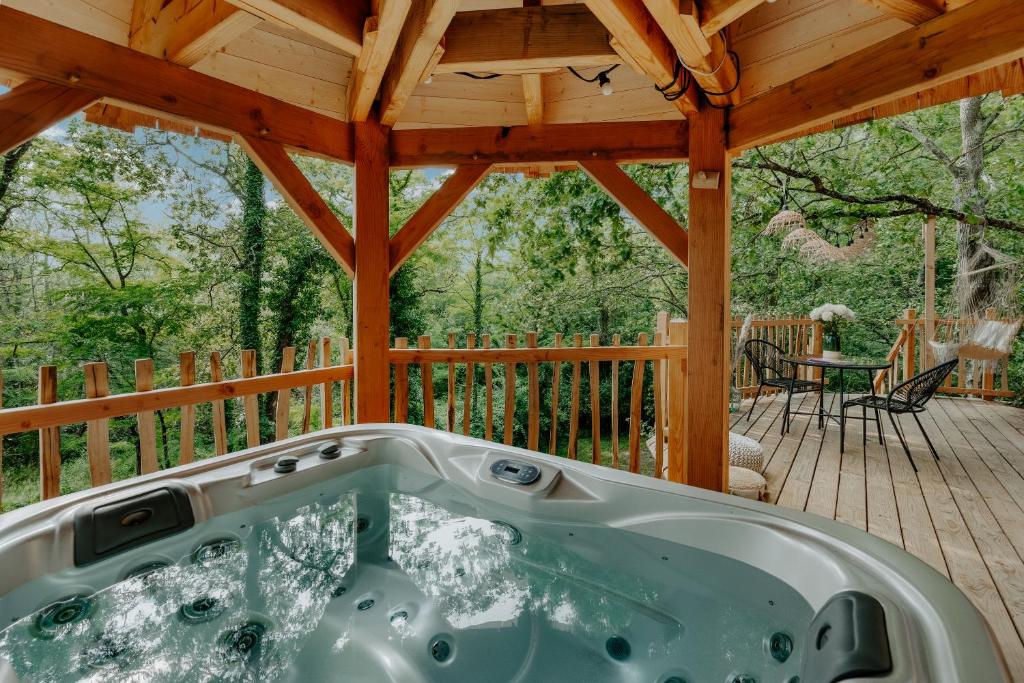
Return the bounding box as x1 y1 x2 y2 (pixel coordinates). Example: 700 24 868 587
809 304 856 359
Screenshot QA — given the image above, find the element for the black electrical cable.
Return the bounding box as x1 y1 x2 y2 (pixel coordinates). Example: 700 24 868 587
655 50 742 108
567 64 620 83
456 72 503 80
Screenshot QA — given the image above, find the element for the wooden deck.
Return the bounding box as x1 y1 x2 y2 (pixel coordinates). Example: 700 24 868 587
731 393 1024 680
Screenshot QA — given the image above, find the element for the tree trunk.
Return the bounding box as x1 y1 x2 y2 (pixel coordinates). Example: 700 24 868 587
239 158 266 371
953 97 999 318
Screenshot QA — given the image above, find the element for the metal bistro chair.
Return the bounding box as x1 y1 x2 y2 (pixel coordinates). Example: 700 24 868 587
841 358 958 472
744 339 824 434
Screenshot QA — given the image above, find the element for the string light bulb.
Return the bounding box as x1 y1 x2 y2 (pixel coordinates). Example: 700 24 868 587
598 71 614 96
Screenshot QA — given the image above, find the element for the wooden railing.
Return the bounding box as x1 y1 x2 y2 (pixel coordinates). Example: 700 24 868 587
0 337 354 507
874 307 1017 399
730 315 822 396
389 325 688 479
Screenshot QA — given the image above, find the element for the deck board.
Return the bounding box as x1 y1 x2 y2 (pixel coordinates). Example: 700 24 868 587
738 394 1024 680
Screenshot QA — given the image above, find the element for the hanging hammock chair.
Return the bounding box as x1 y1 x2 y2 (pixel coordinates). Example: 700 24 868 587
761 211 875 264
930 317 1021 363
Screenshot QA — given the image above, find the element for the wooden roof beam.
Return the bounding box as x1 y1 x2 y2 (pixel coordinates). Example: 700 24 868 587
729 0 1024 151
238 135 356 275
435 5 621 75
379 0 460 126
522 74 544 125
583 0 699 116
224 0 368 56
389 164 492 275
0 7 353 163
644 0 741 106
348 0 413 121
699 0 768 36
857 0 945 25
130 0 261 67
389 119 689 167
0 80 99 155
579 159 688 267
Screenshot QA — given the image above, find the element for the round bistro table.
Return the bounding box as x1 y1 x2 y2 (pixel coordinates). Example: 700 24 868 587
782 356 892 453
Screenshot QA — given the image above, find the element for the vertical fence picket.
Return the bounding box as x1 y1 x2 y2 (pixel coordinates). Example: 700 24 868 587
242 350 260 448
628 333 648 473
302 341 316 433
320 337 333 429
135 359 158 475
340 337 351 424
503 334 517 445
210 352 228 455
611 334 620 469
394 338 409 422
652 332 665 479
419 336 434 429
447 332 456 432
463 334 475 436
38 366 61 500
526 332 539 450
548 333 563 455
0 370 3 508
483 334 493 440
589 333 601 465
275 346 296 441
667 321 687 483
568 333 582 460
83 362 112 486
179 352 196 464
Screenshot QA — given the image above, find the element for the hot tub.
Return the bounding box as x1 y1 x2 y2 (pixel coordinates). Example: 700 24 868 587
0 425 1008 682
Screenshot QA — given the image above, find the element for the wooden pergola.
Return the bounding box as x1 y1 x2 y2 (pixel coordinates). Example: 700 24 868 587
1 0 1022 493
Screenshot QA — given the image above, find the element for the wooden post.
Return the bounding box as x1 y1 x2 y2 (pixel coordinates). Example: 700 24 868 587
686 106 730 492
83 362 112 487
903 308 916 382
241 349 260 447
394 338 409 422
628 333 648 473
483 334 493 440
447 332 457 431
135 359 158 474
983 307 997 400
667 319 687 482
179 351 196 464
503 334 517 445
275 346 296 440
340 337 351 424
526 332 540 450
652 332 665 479
354 116 391 423
419 335 435 428
209 352 228 455
38 366 61 499
611 334 620 468
320 337 333 429
463 334 476 436
589 333 601 464
302 341 316 433
922 215 936 370
568 333 583 459
548 333 563 454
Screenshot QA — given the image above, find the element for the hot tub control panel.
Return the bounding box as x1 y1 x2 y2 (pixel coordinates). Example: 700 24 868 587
489 459 541 485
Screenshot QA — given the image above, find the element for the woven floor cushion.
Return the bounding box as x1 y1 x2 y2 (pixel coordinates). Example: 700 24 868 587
729 431 764 471
729 466 767 500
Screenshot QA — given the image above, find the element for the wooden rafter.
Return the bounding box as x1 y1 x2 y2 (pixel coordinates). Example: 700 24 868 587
857 0 945 24
389 165 492 275
224 0 368 56
348 0 413 121
729 0 1024 151
0 80 99 155
436 5 620 74
84 101 232 142
238 135 356 275
644 0 740 106
0 7 353 163
129 0 261 67
389 119 689 167
522 74 544 125
583 0 700 115
379 0 460 127
579 159 688 267
699 0 768 35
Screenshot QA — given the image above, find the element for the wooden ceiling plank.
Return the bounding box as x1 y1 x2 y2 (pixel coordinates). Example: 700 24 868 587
729 0 1024 150
644 0 740 105
348 0 413 121
579 159 687 267
0 7 353 163
857 0 945 24
379 0 460 127
522 74 544 125
0 80 100 155
238 134 356 275
699 0 767 36
390 119 689 167
389 164 492 275
224 0 367 56
583 0 699 115
436 5 620 74
130 0 262 67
